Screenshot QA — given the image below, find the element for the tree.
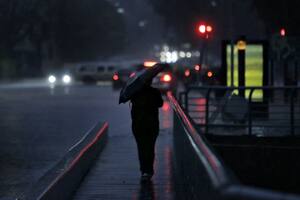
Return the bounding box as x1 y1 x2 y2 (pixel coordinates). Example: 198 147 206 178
0 0 42 52
0 0 44 77
0 0 127 78
54 0 127 62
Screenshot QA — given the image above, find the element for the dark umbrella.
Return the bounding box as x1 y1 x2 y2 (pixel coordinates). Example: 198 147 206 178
119 63 165 104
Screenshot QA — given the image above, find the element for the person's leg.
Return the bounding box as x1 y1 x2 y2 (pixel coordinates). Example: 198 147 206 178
133 131 158 176
142 132 158 175
133 131 148 174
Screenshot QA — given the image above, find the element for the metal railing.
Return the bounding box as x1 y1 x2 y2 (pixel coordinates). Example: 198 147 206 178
168 91 300 200
179 86 300 136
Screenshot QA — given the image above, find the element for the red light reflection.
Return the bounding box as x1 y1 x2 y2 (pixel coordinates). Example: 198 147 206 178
130 72 136 78
162 102 170 111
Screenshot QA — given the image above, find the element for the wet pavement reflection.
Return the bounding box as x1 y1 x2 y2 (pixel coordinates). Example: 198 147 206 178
73 97 175 200
135 180 156 200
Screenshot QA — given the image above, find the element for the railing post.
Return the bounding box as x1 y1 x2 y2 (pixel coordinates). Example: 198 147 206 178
185 91 189 113
205 88 212 134
248 88 255 136
179 92 184 106
290 88 296 136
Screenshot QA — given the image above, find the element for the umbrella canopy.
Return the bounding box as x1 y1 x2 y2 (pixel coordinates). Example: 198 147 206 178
119 63 165 104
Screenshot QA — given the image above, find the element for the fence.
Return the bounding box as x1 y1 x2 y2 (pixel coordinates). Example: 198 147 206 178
178 86 300 136
168 91 300 200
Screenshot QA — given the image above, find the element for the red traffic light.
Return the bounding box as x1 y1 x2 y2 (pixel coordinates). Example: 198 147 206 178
280 28 286 37
198 24 213 34
206 25 213 33
198 24 206 34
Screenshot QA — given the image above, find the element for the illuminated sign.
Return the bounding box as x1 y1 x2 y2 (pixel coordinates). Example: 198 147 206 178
226 44 264 101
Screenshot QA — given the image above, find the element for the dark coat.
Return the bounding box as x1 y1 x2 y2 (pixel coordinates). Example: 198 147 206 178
131 86 163 134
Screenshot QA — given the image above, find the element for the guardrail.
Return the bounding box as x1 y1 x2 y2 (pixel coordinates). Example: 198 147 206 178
167 91 300 200
178 86 300 136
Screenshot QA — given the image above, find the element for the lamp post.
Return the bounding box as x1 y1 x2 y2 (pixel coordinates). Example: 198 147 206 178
237 36 246 97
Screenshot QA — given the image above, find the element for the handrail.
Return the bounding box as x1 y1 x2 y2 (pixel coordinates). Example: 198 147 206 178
167 91 231 188
187 85 300 91
169 91 300 199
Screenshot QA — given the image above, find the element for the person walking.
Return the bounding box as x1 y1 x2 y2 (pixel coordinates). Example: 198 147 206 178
131 80 163 181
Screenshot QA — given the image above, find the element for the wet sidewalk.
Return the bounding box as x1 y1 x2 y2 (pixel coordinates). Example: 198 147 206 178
73 108 174 200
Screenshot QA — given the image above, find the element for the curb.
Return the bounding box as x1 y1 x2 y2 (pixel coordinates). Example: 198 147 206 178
25 122 109 200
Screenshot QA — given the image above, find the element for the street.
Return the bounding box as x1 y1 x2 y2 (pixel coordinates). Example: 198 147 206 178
0 81 173 199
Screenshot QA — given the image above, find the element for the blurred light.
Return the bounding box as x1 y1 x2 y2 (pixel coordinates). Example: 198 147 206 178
211 0 217 7
62 75 71 84
280 28 286 37
237 40 247 50
184 69 191 77
207 71 213 78
163 45 169 51
48 75 56 83
166 52 172 63
138 20 146 28
113 74 119 81
179 51 186 58
194 51 201 57
183 43 191 49
117 8 124 14
161 74 172 82
171 51 178 63
144 61 157 68
206 25 213 33
130 72 136 78
162 102 170 111
186 52 192 58
160 57 167 62
195 65 201 71
198 24 206 34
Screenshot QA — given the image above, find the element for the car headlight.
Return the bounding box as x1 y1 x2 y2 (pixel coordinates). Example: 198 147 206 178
62 75 71 84
48 75 56 83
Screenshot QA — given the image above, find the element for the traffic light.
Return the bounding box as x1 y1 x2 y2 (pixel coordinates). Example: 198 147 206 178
197 23 213 37
280 28 286 37
206 25 213 33
198 24 206 34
